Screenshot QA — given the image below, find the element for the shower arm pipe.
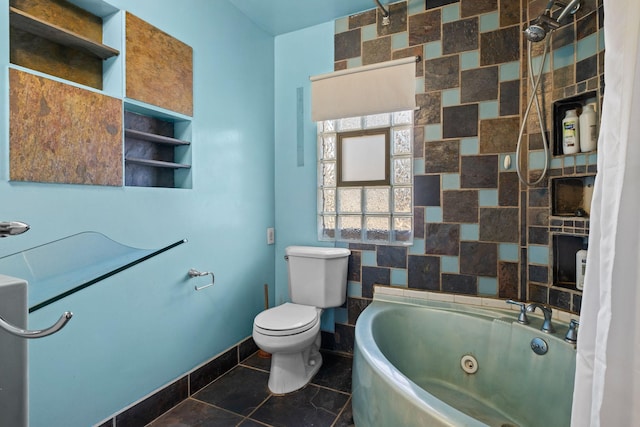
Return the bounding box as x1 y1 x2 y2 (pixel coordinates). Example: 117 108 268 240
515 37 551 186
374 0 389 18
0 311 72 339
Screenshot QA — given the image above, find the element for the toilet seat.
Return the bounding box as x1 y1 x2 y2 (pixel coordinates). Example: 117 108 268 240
254 303 319 336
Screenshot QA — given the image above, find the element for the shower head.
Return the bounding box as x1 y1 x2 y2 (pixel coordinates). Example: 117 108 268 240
523 0 581 42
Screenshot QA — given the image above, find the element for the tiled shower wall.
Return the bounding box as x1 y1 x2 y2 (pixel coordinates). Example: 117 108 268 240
324 0 604 354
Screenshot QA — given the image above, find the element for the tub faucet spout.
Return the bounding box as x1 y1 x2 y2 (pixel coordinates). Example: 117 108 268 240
526 303 555 333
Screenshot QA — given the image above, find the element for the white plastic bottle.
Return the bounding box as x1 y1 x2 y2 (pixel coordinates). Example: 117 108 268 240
579 104 598 152
562 109 580 155
576 248 587 290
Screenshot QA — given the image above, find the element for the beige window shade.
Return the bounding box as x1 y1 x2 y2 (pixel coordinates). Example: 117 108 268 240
310 56 418 122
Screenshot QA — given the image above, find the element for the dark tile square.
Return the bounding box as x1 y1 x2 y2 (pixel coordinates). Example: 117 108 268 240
250 385 349 427
333 397 354 427
408 255 441 290
426 0 458 9
362 36 391 65
573 293 582 314
377 245 407 268
347 251 361 282
480 117 519 153
377 2 407 36
461 66 498 103
425 55 460 91
480 26 520 65
362 266 390 298
461 155 498 188
500 80 520 116
499 172 519 207
500 0 520 26
148 399 243 427
551 24 574 50
529 264 549 283
576 55 598 82
335 29 361 61
443 17 478 55
414 206 425 239
479 208 519 243
190 347 238 394
347 297 371 325
549 288 571 310
334 323 355 353
425 140 460 173
460 241 497 276
415 92 441 125
528 226 549 245
442 273 477 294
414 174 441 206
311 351 353 393
498 262 519 299
461 0 497 17
409 9 441 46
529 283 549 303
426 223 460 255
349 10 376 29
443 104 478 138
194 366 270 416
443 190 479 223
116 377 188 427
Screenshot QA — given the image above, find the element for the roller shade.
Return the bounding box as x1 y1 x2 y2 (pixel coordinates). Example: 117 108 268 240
310 56 418 122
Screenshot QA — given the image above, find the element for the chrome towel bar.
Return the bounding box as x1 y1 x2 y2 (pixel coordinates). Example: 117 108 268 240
0 311 72 339
188 268 215 291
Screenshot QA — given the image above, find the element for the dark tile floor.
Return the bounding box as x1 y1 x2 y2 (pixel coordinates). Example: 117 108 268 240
147 351 354 427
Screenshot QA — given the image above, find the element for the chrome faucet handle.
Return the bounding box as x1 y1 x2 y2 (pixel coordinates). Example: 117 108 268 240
564 319 579 344
526 303 555 333
506 300 530 324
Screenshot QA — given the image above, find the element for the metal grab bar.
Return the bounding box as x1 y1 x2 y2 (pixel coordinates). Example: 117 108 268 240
188 268 215 291
0 311 72 339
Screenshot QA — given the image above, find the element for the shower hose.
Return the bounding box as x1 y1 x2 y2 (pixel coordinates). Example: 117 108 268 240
516 37 552 186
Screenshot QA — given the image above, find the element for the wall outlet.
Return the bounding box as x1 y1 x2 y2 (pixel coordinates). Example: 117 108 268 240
267 227 275 245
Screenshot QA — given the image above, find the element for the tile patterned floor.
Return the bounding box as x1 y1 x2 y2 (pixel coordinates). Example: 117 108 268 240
147 351 354 427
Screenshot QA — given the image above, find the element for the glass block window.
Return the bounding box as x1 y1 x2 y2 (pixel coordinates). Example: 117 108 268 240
317 111 413 245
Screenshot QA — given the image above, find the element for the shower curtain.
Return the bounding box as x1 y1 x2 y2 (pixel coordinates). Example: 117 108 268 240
571 0 640 425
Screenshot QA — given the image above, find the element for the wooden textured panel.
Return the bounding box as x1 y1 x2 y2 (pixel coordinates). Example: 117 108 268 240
126 13 193 116
9 68 123 186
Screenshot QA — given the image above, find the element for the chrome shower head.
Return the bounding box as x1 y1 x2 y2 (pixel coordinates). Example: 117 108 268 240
523 0 580 42
524 24 548 42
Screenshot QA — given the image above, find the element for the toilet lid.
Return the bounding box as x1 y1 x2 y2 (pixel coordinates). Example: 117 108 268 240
254 303 319 336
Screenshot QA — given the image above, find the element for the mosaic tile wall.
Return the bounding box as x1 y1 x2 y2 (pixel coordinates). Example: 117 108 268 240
324 0 604 354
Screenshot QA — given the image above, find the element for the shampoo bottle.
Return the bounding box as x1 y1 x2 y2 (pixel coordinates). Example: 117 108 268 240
579 104 598 152
562 109 580 155
576 247 588 290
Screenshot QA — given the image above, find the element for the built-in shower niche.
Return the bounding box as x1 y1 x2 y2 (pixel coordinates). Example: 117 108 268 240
553 234 587 290
552 91 598 156
552 175 595 217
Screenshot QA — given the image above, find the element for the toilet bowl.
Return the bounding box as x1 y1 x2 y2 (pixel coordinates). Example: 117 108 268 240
253 302 323 394
252 245 350 395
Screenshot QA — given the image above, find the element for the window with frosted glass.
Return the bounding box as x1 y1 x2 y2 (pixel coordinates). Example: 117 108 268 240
317 111 413 245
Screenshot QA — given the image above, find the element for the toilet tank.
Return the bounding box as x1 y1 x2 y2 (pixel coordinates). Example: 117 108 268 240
285 246 351 308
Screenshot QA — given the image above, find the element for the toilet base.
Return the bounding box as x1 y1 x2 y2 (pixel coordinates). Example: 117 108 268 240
267 333 322 394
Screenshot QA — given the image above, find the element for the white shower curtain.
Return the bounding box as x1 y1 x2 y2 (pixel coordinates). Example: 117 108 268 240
571 0 640 425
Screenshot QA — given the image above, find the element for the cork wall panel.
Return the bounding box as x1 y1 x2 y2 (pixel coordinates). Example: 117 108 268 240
126 13 193 116
9 68 123 186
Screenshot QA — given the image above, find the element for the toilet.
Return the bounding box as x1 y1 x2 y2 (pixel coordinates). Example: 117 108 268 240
252 245 350 394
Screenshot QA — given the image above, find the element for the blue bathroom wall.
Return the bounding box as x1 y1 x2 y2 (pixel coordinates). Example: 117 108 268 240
273 23 335 306
0 1 275 426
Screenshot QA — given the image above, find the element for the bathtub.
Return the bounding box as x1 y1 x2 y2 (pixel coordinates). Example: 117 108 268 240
352 291 577 427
